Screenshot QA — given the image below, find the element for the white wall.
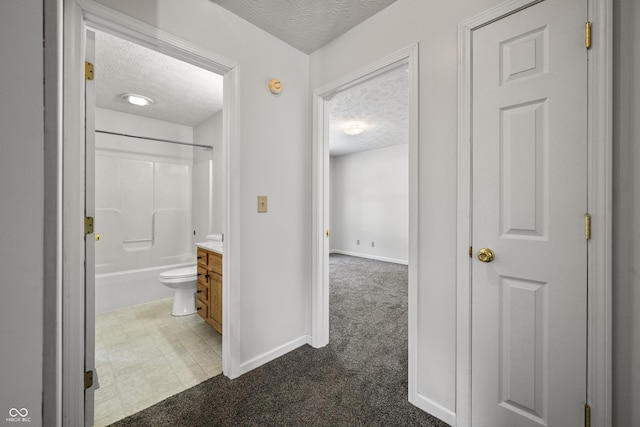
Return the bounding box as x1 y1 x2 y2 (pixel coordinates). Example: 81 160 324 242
3 0 635 425
612 0 640 425
311 0 508 417
0 1 44 424
311 0 639 425
95 0 312 368
330 145 408 264
193 111 223 240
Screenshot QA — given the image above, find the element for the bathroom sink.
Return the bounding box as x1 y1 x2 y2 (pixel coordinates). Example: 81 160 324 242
195 241 223 254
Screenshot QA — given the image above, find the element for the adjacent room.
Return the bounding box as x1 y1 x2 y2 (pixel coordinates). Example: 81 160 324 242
90 29 226 426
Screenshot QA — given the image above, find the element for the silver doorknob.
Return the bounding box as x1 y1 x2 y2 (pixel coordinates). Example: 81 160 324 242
477 248 495 263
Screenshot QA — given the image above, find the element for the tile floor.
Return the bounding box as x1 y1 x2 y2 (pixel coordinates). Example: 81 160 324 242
93 298 222 426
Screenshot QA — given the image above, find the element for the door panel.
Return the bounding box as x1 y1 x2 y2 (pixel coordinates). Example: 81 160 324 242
471 1 588 426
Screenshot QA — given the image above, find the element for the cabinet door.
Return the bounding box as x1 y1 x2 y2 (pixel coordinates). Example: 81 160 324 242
208 251 222 275
210 272 222 326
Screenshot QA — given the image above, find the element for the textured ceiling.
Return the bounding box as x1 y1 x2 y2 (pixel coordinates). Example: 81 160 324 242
94 8 407 156
210 0 398 54
329 64 409 157
95 30 223 127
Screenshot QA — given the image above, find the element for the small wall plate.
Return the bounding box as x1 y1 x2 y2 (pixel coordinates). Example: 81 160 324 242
267 78 283 96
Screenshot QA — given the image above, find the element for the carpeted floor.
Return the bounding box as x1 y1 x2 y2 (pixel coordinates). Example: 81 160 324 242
110 254 450 426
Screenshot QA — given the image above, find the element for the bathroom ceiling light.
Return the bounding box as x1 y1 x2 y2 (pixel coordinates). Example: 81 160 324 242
121 93 154 106
343 121 367 136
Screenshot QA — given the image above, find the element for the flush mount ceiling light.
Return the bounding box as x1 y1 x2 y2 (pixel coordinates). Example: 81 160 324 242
121 93 154 106
343 121 367 136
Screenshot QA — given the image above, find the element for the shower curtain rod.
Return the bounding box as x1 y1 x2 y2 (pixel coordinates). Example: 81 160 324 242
95 129 213 150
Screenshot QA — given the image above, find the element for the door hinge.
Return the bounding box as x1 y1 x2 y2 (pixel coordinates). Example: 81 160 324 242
584 403 591 427
85 61 94 81
84 370 94 390
585 214 591 240
84 216 94 235
469 246 473 258
585 21 592 49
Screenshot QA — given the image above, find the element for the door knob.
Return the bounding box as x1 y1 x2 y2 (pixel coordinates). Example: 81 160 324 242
477 248 495 263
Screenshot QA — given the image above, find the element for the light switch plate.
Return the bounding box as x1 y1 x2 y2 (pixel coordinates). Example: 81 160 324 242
257 195 268 213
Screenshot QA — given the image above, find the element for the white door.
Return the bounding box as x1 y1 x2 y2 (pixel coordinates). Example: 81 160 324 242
84 29 97 427
471 1 588 426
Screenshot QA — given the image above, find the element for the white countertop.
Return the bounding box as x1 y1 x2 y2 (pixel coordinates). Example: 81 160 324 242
195 241 223 254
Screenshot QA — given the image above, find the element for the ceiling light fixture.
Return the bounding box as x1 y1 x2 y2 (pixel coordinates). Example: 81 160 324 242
121 93 154 107
343 121 367 136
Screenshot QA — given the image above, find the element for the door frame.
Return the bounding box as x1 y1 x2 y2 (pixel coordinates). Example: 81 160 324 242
310 42 421 409
455 0 613 426
62 0 242 423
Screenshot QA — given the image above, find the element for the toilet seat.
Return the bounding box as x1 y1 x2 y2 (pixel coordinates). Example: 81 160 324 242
159 265 197 284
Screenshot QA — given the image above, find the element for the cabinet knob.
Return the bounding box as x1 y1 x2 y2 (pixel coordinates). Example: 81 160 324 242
197 290 202 294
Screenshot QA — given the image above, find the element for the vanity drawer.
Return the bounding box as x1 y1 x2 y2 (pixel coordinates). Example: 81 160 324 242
197 282 208 302
197 266 208 286
208 251 222 275
197 248 208 266
196 298 208 320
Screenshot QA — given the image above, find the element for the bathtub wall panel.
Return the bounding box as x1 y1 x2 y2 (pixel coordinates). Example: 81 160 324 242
94 108 198 311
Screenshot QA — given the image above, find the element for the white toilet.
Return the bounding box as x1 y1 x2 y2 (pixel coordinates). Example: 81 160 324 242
159 265 198 316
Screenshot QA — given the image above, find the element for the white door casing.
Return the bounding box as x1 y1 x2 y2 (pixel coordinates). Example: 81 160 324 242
457 3 613 427
84 29 96 427
457 0 614 425
63 1 241 422
311 43 426 419
471 0 588 425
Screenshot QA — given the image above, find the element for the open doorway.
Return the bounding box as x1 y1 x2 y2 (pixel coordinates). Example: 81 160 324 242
327 64 409 264
89 29 226 426
325 61 410 389
311 44 419 403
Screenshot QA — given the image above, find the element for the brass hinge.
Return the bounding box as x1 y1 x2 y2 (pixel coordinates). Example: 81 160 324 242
85 61 94 80
585 214 591 240
84 370 94 390
585 403 591 427
84 216 94 235
469 246 473 258
585 21 592 49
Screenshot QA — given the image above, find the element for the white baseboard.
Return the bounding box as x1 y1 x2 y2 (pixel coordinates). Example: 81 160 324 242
330 249 408 265
410 392 457 426
237 335 310 376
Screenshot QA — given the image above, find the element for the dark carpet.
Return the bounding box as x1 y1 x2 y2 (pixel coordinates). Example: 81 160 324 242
110 254 450 426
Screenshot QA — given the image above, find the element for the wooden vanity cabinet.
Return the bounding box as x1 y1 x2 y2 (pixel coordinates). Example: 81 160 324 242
196 247 222 334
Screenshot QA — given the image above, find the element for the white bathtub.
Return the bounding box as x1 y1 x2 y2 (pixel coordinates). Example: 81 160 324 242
95 261 194 313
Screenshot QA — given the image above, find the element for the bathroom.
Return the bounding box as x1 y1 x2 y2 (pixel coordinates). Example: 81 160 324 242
91 30 225 426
